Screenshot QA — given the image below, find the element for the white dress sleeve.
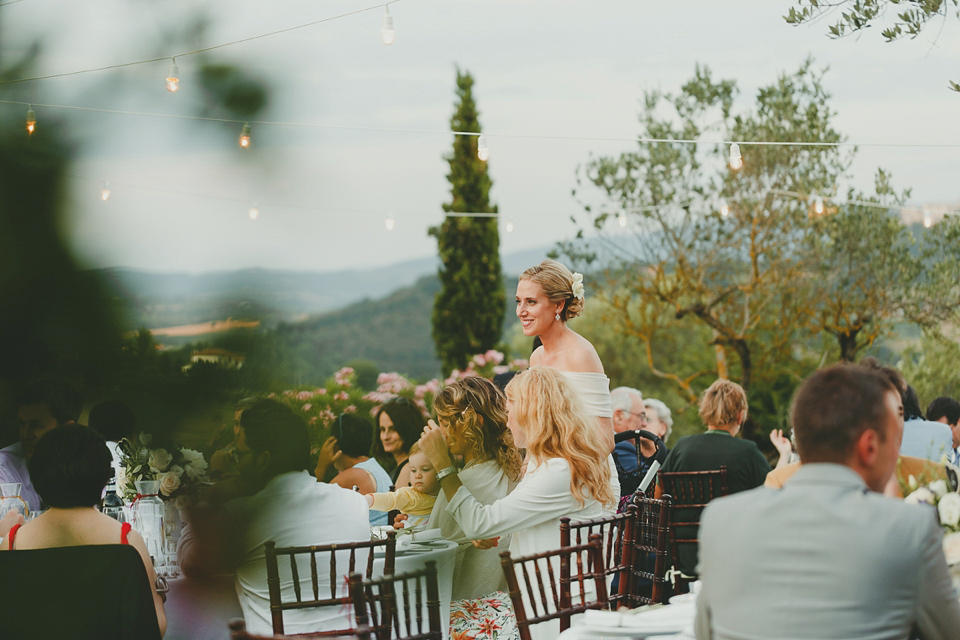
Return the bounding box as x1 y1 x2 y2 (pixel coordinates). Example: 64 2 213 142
445 458 581 540
559 372 612 418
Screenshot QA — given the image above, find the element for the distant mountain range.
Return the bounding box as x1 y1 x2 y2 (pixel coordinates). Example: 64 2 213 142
98 245 557 333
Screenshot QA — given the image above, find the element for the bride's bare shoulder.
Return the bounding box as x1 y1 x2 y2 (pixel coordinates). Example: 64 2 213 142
564 333 604 373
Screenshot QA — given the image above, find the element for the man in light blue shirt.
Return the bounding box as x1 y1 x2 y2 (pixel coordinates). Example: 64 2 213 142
926 396 960 465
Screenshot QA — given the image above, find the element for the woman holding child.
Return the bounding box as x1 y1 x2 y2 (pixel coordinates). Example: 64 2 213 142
420 367 613 640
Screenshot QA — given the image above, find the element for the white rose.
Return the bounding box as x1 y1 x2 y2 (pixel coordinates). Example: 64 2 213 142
158 471 181 497
180 449 208 481
907 475 918 491
905 487 936 505
571 272 585 300
938 492 960 528
943 531 960 565
169 465 184 478
148 449 173 472
930 480 949 498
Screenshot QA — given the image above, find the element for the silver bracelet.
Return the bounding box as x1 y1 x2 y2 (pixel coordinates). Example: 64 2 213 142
436 466 458 481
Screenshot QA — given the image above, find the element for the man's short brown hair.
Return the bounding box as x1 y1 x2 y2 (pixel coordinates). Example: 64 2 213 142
791 364 897 464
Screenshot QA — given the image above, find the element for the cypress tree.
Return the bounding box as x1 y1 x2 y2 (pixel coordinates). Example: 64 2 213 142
428 70 504 374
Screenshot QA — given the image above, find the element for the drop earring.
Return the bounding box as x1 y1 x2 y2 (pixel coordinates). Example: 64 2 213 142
555 313 561 322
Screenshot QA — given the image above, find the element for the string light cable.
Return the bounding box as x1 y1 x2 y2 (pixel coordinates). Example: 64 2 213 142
0 1 401 86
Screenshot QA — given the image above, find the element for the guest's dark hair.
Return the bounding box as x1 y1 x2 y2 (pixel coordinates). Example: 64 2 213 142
927 397 960 426
902 385 925 422
858 357 906 400
332 413 375 458
87 400 136 443
16 380 83 425
371 398 425 458
791 364 898 464
29 424 112 508
240 399 310 475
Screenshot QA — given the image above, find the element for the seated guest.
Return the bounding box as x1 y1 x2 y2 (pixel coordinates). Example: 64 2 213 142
611 386 666 498
695 364 960 640
0 424 166 635
643 397 673 446
372 397 427 488
365 443 439 529
314 413 392 525
208 397 259 481
657 378 770 577
419 366 613 640
0 380 82 513
900 384 952 462
926 395 960 465
179 399 370 636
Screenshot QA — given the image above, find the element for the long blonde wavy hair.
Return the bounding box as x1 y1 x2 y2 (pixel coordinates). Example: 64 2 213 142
433 376 523 482
505 367 613 508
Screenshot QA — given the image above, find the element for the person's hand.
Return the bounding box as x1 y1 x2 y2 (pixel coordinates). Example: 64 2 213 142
471 536 500 550
315 436 341 480
419 421 454 471
769 429 793 467
392 513 409 529
0 510 24 541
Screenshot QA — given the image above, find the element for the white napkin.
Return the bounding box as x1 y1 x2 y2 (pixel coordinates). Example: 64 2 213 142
580 602 695 634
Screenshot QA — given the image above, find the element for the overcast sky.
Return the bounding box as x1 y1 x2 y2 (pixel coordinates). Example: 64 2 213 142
4 0 958 273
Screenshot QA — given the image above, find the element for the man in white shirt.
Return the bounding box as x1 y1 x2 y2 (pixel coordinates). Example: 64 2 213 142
695 364 960 640
178 399 370 636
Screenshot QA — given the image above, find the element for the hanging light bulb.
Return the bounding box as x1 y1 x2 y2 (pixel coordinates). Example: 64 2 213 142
381 6 395 45
477 135 489 161
385 214 395 230
813 194 825 215
720 202 730 217
728 142 742 170
239 123 251 149
26 106 36 135
101 181 111 201
923 208 932 228
505 220 514 233
165 58 180 92
618 211 627 227
249 203 259 220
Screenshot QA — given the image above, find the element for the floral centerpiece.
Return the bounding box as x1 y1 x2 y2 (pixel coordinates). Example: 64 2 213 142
116 433 210 509
902 466 960 566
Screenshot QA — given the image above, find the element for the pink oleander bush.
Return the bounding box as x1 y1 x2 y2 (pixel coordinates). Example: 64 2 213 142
272 352 529 452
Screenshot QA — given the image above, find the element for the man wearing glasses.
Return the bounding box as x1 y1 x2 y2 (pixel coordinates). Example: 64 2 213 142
611 386 666 498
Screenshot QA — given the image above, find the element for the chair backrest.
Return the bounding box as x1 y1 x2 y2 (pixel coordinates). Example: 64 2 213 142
658 467 728 581
264 531 396 635
0 544 162 640
500 533 608 640
614 429 667 499
559 511 633 611
348 560 443 640
622 496 672 606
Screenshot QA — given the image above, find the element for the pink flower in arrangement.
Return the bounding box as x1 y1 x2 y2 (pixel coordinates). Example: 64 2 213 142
302 403 313 412
492 365 509 375
334 367 355 386
267 392 276 398
485 349 505 364
317 388 327 396
334 391 349 401
376 372 413 394
309 417 318 425
297 391 312 401
344 405 357 413
472 354 487 367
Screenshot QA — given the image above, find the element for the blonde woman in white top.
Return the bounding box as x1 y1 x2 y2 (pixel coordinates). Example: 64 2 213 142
419 366 614 640
516 259 619 504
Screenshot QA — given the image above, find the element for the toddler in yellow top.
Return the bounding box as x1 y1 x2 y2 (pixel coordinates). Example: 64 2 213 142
365 443 439 529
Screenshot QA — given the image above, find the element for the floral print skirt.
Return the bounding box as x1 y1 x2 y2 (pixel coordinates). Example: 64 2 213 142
449 590 519 640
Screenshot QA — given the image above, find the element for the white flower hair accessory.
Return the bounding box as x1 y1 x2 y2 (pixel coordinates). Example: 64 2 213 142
571 272 585 300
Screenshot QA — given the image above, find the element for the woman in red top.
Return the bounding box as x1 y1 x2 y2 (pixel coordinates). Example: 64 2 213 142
0 423 166 636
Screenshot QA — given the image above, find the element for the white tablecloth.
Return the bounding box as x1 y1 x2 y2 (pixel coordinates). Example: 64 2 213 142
373 538 457 640
557 601 697 640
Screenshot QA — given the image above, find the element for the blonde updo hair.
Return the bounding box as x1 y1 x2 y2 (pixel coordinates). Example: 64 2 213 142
698 378 748 429
504 367 613 508
433 376 522 482
520 259 585 321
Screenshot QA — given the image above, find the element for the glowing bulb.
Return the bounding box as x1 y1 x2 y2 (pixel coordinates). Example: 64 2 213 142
728 142 742 170
923 209 932 228
813 194 824 215
381 7 395 45
385 215 395 230
720 203 730 217
239 123 251 149
249 204 259 220
101 182 111 201
505 220 514 233
166 59 180 92
26 107 36 134
618 211 627 227
477 135 489 161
